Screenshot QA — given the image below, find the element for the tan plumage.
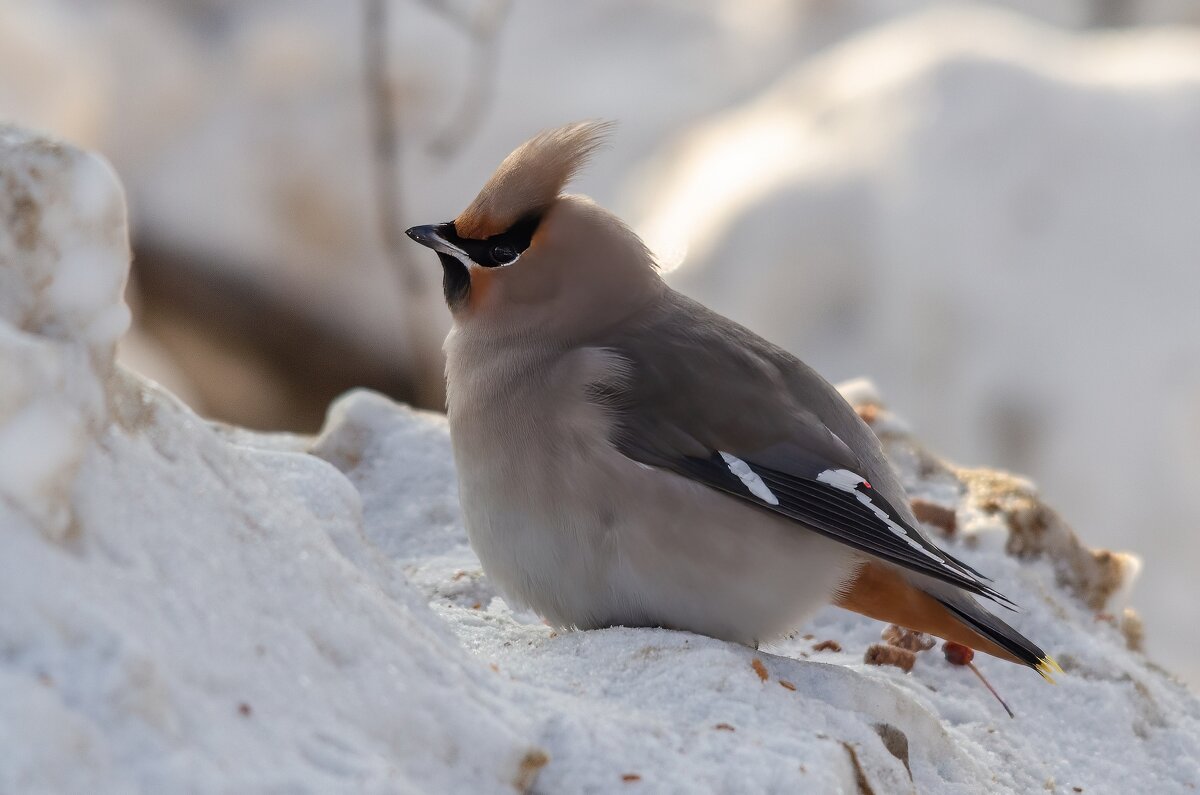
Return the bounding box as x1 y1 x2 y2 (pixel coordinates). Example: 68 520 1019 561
836 562 1022 664
454 120 613 239
405 122 1058 680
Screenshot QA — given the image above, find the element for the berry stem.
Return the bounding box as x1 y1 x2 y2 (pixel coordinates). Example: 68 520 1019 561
968 662 1015 719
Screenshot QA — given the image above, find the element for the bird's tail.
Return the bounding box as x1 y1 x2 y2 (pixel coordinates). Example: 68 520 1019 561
835 562 1061 680
933 593 1062 682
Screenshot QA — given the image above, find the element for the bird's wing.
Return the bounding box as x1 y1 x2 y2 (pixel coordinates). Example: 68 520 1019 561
590 291 1012 607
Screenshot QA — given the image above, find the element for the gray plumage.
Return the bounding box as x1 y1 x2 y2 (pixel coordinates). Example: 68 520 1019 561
594 290 1009 603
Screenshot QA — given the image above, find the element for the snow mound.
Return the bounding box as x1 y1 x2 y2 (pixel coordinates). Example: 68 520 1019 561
0 125 129 541
307 385 1199 793
4 126 1199 791
0 127 540 793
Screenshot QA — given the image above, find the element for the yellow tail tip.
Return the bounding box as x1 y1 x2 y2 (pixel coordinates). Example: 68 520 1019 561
1035 656 1064 683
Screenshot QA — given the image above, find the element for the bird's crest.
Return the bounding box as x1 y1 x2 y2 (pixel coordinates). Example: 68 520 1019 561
454 120 613 239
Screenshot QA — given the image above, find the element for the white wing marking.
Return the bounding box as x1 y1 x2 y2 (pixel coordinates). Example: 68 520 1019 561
816 468 947 565
719 452 780 505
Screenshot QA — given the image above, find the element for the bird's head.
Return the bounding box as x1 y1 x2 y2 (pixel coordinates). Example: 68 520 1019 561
406 121 661 340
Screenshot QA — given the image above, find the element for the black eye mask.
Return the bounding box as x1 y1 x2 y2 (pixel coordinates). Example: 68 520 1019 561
434 214 541 268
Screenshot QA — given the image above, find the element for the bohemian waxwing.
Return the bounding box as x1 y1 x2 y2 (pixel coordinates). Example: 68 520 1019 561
406 121 1059 680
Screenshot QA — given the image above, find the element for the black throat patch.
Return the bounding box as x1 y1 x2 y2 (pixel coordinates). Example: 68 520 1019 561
437 252 471 308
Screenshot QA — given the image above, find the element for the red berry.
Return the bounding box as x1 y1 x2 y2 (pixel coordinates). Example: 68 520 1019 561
943 641 975 666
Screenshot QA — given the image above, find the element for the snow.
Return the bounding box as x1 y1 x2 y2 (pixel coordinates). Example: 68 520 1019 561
0 127 540 793
0 125 128 540
4 125 1200 792
304 388 1200 793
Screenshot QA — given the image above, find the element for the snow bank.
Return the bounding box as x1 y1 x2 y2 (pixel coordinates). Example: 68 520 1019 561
628 3 1200 686
310 384 1200 793
4 125 1199 792
0 125 129 542
0 127 541 793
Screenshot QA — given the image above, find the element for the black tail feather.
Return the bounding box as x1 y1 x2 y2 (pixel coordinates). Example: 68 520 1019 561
936 596 1060 680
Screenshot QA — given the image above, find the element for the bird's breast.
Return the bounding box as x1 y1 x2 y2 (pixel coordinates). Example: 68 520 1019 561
444 341 623 618
442 335 853 642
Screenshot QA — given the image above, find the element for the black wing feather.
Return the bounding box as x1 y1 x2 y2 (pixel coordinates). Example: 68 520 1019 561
634 446 1015 608
590 306 1014 609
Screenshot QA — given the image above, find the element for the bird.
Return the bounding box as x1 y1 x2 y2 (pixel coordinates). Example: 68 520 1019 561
405 121 1059 680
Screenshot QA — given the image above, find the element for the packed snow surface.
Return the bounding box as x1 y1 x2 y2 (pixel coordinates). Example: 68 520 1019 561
3 127 1200 792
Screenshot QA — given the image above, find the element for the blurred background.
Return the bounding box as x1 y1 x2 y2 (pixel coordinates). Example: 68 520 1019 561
3 0 1198 685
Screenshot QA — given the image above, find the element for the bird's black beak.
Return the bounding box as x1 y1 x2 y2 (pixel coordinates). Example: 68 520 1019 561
405 223 467 258
405 224 442 249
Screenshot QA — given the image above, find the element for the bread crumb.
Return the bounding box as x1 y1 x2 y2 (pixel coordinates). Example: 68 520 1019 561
751 658 769 681
864 643 916 672
882 625 936 652
813 639 842 653
514 749 549 793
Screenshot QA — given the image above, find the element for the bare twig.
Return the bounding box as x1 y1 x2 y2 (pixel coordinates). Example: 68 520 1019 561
363 0 423 294
968 662 1016 719
363 0 446 409
420 0 512 157
943 642 1015 719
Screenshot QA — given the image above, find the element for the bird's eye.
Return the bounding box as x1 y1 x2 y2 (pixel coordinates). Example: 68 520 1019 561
489 245 517 265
